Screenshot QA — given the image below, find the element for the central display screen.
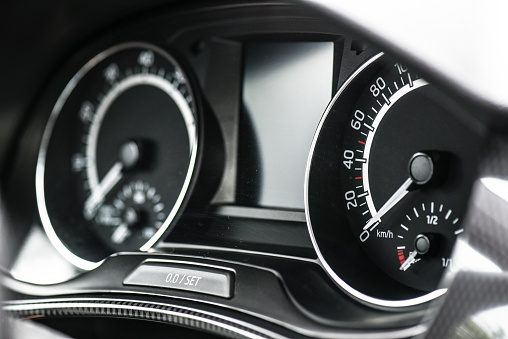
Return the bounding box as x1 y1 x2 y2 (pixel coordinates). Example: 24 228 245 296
238 41 334 210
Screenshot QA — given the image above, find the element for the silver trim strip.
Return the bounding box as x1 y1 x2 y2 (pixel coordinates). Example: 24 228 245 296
211 205 306 222
4 297 428 339
4 298 287 339
156 243 318 263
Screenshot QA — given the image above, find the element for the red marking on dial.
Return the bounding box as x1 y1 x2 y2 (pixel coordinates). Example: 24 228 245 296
398 250 405 265
355 177 362 180
358 140 365 145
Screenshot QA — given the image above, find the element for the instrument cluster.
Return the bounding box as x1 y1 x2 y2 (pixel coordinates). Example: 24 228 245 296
1 2 490 338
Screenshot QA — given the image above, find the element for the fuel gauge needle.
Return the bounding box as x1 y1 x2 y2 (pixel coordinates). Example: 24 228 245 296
83 161 123 220
400 250 420 271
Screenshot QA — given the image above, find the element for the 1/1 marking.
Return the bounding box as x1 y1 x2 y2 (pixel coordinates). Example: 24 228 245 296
442 258 453 268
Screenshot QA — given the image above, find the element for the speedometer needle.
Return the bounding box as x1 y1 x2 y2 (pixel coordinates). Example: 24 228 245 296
83 161 123 220
83 141 141 220
363 177 413 231
363 152 435 232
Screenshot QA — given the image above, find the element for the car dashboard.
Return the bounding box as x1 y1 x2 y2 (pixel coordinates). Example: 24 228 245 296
2 1 508 338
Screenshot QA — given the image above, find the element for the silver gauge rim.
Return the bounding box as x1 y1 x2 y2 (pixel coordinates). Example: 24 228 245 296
304 52 447 307
35 42 199 271
362 78 428 218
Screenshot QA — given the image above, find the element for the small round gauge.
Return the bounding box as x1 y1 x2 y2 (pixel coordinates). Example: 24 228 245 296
36 42 200 270
306 53 481 307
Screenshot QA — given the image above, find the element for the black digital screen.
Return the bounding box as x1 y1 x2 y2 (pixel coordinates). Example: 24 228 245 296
238 42 334 209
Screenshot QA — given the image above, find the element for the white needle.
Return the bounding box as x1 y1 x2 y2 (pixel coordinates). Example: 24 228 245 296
83 161 123 220
400 250 420 271
111 223 131 244
363 177 413 231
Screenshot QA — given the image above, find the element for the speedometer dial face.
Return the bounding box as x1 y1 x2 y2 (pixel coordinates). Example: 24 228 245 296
36 43 200 270
306 54 481 307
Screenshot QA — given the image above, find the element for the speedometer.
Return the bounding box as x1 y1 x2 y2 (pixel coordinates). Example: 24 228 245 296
306 53 482 307
36 43 200 270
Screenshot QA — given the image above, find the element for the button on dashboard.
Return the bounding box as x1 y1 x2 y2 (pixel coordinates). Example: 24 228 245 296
124 262 234 298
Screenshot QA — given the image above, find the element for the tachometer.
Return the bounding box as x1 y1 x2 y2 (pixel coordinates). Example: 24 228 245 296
306 53 481 307
36 42 200 270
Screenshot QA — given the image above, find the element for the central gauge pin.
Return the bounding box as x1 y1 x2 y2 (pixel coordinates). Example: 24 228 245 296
119 141 140 169
409 152 434 185
415 234 430 255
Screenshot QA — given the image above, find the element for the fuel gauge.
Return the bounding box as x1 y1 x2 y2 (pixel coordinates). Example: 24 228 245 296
389 202 462 292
